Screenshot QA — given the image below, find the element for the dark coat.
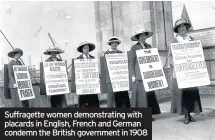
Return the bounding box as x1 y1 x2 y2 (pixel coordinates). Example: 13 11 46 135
7 59 30 107
76 54 100 107
40 56 67 108
8 59 22 89
77 54 95 59
130 42 152 81
130 42 161 114
169 35 202 115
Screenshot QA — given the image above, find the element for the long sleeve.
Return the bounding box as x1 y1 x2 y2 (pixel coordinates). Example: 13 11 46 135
168 44 174 68
130 45 137 77
8 61 16 88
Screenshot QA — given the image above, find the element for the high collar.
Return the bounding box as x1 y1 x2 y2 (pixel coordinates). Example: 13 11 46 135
176 34 191 43
109 48 118 52
83 54 90 59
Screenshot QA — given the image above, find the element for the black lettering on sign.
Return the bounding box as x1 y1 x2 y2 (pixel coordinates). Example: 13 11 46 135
82 72 99 79
46 74 67 79
109 60 128 65
14 67 27 71
147 80 164 89
75 62 96 68
112 81 129 88
143 70 164 79
149 65 153 68
20 89 33 98
54 62 66 67
16 73 28 80
17 81 30 89
48 84 67 89
49 88 67 93
172 42 200 50
175 61 206 72
76 84 99 89
49 63 54 67
50 67 61 71
144 50 151 54
138 55 159 64
109 65 128 70
82 88 96 94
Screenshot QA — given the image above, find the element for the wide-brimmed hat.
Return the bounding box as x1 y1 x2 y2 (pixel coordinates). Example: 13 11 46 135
77 41 95 53
131 29 153 41
107 36 121 45
43 46 64 55
8 48 23 58
173 18 191 33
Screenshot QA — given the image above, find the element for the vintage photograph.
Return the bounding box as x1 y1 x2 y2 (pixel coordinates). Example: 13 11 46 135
0 1 215 139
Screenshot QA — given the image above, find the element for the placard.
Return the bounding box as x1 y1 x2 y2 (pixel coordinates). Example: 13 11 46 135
13 66 35 101
171 40 210 89
43 61 70 96
105 53 129 92
136 48 168 92
74 59 101 95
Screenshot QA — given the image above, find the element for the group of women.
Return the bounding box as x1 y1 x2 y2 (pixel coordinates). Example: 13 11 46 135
6 18 203 124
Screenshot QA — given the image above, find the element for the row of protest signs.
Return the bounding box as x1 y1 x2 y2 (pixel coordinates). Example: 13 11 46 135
12 40 211 101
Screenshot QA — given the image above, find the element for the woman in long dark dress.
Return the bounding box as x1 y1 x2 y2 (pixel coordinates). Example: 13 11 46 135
105 36 130 108
130 29 161 121
7 48 29 108
76 41 100 108
41 46 67 108
169 18 202 124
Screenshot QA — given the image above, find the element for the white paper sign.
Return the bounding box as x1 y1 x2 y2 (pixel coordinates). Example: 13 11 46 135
136 48 168 92
171 40 210 89
74 59 101 95
43 61 70 95
105 53 129 92
13 66 35 101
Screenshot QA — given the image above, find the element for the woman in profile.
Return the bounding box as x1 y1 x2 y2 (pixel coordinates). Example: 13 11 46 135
169 18 202 124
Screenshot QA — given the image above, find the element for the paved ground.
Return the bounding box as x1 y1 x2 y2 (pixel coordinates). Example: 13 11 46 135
101 95 215 140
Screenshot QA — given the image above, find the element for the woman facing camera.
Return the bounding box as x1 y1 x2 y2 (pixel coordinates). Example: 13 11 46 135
76 41 100 108
130 29 161 121
169 18 203 124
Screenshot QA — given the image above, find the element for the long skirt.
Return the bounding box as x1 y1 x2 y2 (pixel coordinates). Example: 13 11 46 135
170 78 202 115
107 83 130 108
10 89 29 108
78 94 100 108
131 80 161 115
50 95 67 108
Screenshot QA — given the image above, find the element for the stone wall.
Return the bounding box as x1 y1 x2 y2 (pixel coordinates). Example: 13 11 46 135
94 1 174 68
155 68 172 99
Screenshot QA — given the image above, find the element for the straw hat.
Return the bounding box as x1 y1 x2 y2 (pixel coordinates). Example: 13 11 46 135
8 48 23 58
131 29 153 41
77 41 95 53
107 36 121 45
43 46 64 55
173 18 191 33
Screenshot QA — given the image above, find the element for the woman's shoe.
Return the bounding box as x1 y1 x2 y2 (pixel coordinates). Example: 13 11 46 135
184 119 190 124
189 116 197 122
